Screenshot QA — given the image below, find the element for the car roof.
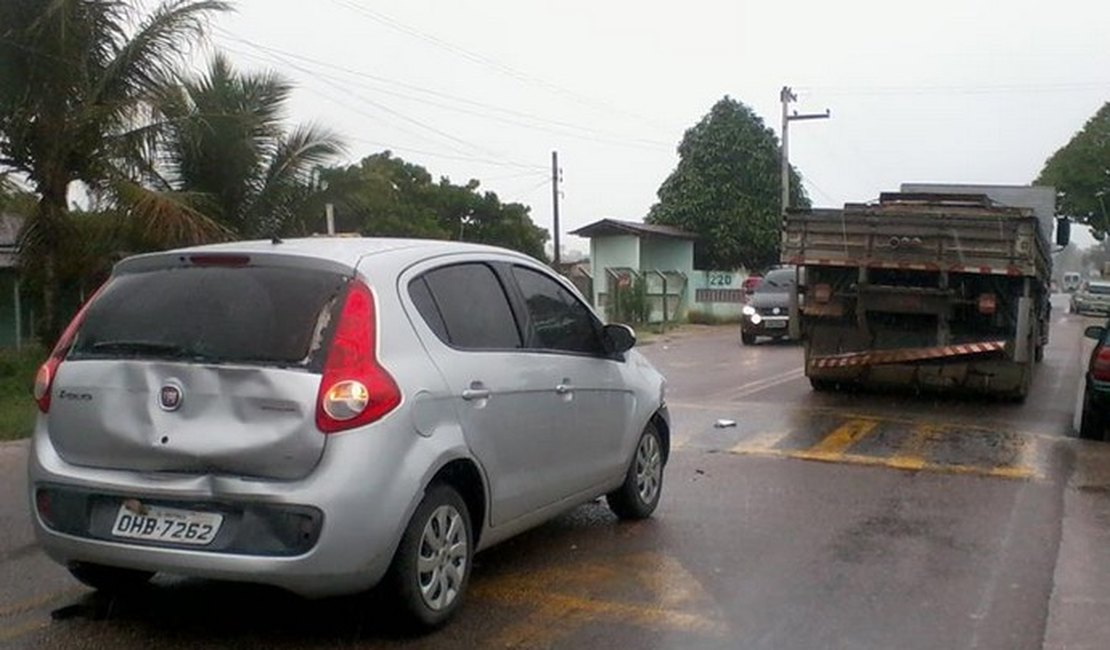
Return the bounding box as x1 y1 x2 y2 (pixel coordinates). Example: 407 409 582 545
115 237 538 273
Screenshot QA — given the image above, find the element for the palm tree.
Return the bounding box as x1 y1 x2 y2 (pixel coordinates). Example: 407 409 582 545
0 0 229 341
154 54 344 240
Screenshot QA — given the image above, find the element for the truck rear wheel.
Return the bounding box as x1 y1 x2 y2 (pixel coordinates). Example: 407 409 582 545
810 378 837 392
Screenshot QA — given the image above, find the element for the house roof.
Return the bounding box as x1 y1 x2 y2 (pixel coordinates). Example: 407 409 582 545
570 218 698 240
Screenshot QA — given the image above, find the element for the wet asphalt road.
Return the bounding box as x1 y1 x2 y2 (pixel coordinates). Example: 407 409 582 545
1 295 1107 649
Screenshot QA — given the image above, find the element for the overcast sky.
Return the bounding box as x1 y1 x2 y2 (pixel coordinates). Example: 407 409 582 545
209 0 1110 252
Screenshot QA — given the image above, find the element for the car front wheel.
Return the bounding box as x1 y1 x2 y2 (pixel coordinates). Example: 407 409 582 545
607 423 665 520
387 483 473 630
741 332 757 346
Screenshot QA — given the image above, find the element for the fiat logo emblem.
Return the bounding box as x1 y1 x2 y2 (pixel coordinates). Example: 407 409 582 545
159 384 183 411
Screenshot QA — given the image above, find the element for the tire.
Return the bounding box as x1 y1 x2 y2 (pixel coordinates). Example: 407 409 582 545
1034 344 1045 363
809 378 837 392
386 484 473 630
607 423 665 520
1079 391 1106 441
741 332 757 346
67 562 153 592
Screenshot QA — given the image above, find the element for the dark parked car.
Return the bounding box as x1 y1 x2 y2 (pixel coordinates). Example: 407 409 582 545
1079 321 1110 440
740 267 796 345
1072 280 1110 316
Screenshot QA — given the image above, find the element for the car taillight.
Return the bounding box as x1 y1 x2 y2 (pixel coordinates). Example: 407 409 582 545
1093 346 1110 382
315 280 401 434
33 285 104 413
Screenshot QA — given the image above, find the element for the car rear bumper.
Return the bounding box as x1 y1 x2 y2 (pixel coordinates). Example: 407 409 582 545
28 422 446 598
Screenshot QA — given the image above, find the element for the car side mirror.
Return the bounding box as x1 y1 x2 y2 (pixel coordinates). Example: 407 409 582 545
1056 218 1071 247
1085 325 1105 340
603 323 636 354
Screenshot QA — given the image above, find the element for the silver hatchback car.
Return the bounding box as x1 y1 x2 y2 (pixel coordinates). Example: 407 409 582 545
28 238 669 628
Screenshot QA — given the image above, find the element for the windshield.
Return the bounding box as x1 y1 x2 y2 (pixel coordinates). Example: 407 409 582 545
756 269 795 293
1088 283 1110 295
69 266 347 367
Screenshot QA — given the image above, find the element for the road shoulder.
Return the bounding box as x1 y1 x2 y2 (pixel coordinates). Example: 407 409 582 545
1044 441 1110 649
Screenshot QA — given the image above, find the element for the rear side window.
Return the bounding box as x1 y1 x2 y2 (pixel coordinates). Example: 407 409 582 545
413 263 521 350
511 266 603 355
70 266 347 368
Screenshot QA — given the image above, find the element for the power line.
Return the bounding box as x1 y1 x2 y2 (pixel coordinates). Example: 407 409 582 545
320 0 672 130
215 39 547 171
795 81 1110 97
213 30 673 152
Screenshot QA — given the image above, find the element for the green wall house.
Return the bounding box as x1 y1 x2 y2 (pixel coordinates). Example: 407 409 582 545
570 219 696 324
0 213 29 348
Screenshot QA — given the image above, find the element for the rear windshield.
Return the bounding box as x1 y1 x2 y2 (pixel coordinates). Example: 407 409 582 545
69 265 347 368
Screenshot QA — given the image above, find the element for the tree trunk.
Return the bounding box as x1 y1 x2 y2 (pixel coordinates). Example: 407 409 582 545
36 176 68 345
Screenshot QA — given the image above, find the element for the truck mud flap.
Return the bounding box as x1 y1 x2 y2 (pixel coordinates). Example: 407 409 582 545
810 340 1007 369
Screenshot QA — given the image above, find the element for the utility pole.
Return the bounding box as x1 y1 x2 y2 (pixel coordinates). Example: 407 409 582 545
552 150 561 266
780 86 830 215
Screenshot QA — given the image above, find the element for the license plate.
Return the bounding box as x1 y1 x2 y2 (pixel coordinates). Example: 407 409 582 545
764 320 787 329
111 503 223 545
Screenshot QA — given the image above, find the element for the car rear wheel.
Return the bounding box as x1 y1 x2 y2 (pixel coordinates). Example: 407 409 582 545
607 423 664 520
387 483 473 630
67 562 153 593
741 332 757 346
1079 391 1107 441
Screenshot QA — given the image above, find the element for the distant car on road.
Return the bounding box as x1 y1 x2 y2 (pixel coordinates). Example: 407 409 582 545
28 237 670 630
1062 272 1082 293
1072 280 1110 315
1080 321 1110 440
740 267 796 345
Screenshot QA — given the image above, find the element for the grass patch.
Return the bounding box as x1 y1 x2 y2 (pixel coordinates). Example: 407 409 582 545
0 345 44 441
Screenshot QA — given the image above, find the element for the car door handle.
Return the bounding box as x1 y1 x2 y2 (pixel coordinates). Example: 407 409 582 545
461 388 491 401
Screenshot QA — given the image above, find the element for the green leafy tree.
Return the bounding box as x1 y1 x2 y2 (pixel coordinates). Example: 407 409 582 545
0 0 229 340
1036 102 1110 239
310 152 549 259
646 96 810 271
155 54 343 240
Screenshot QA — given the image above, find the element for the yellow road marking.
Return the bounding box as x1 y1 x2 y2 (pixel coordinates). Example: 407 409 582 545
0 588 81 619
473 552 727 648
729 446 1036 480
729 430 791 454
794 418 879 460
887 423 941 471
664 400 1060 444
0 618 49 644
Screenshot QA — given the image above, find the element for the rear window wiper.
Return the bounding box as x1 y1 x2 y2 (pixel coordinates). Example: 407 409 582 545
82 340 223 363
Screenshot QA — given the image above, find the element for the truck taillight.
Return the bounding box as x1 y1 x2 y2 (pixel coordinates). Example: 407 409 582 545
315 280 401 434
978 293 997 315
1093 347 1110 382
34 285 104 413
